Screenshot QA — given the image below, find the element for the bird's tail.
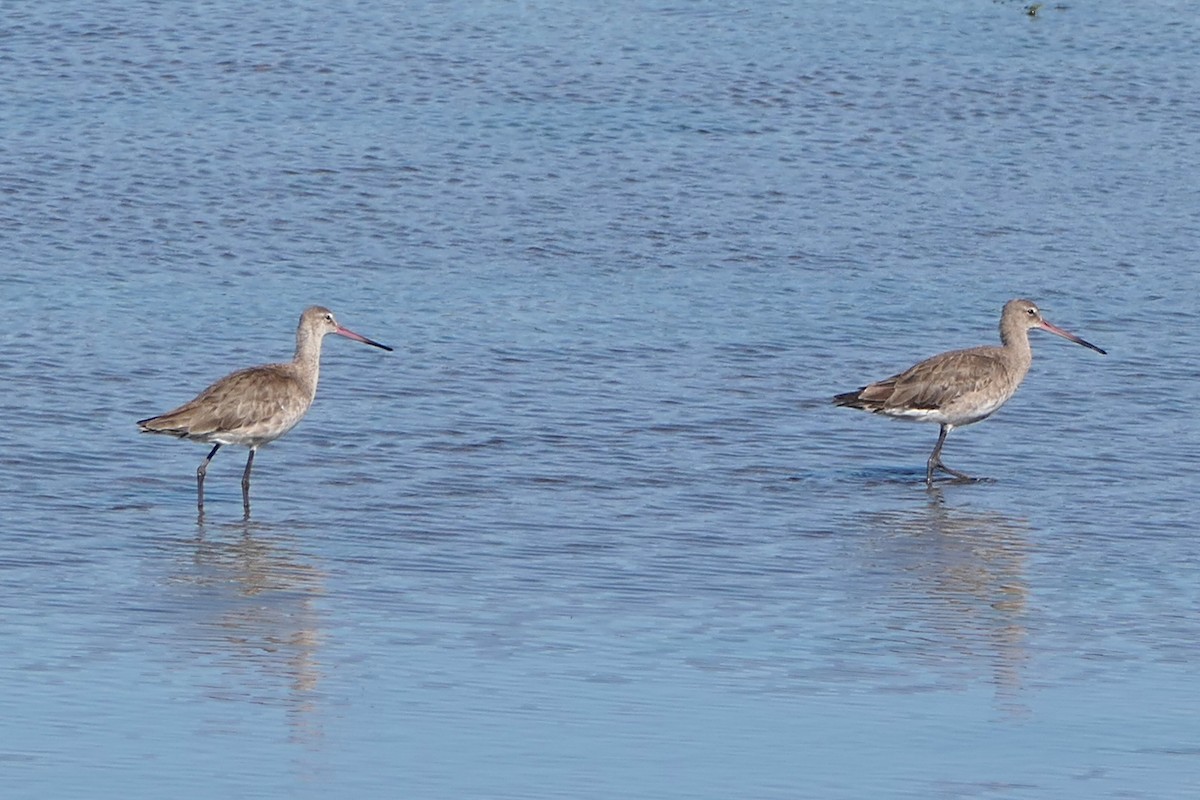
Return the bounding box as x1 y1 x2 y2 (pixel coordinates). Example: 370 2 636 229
137 414 190 438
832 384 892 413
833 388 870 409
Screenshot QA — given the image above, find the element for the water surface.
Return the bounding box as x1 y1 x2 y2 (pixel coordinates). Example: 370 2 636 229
2 1 1199 798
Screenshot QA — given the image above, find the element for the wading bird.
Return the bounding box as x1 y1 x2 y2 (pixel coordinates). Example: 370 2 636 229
138 306 392 514
833 298 1105 486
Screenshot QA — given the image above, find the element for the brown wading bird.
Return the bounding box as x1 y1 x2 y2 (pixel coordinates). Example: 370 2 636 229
833 298 1106 486
138 306 392 514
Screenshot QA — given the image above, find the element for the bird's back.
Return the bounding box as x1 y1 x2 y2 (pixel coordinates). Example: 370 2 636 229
834 345 1026 426
138 363 314 447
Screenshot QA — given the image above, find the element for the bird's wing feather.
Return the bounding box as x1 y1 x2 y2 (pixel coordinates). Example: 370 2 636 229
871 349 1008 411
141 364 301 435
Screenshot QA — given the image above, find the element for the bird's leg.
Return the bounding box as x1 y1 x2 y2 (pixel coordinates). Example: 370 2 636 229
241 448 256 518
926 424 973 485
197 443 221 510
925 427 944 487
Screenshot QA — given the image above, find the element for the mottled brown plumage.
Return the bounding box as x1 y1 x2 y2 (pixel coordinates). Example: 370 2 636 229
834 299 1105 486
139 306 392 513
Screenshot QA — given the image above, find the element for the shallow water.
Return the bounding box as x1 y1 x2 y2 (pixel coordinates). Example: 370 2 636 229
2 1 1199 798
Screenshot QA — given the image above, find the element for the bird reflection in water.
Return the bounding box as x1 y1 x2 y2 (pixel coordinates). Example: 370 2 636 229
862 489 1031 715
165 517 328 744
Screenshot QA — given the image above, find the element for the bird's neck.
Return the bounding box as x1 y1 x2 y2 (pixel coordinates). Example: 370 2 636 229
999 319 1033 372
292 326 325 397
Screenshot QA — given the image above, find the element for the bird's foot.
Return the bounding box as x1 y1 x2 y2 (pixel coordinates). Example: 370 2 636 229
926 460 979 486
938 466 974 482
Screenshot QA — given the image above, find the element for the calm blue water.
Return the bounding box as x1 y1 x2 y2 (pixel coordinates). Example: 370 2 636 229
2 1 1199 798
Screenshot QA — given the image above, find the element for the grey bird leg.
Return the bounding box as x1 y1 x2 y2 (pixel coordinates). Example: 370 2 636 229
926 424 972 486
197 443 221 510
241 448 256 517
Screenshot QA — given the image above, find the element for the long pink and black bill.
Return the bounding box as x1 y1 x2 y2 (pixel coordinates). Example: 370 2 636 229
1040 320 1106 355
335 326 393 352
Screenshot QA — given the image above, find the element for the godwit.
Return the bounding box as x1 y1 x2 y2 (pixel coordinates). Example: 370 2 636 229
833 298 1105 486
138 306 392 513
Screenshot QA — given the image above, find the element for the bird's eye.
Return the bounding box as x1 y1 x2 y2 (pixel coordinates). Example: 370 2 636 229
325 314 334 321
1026 308 1037 316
